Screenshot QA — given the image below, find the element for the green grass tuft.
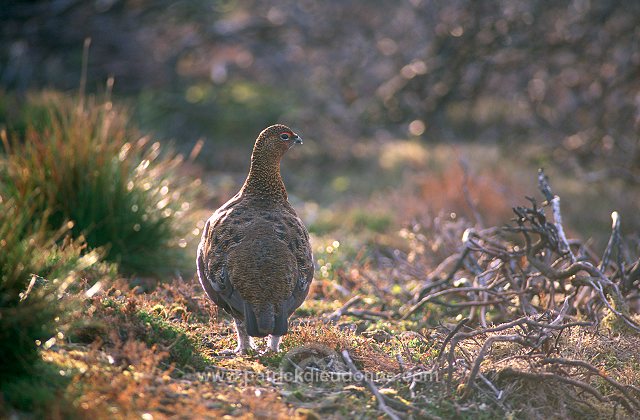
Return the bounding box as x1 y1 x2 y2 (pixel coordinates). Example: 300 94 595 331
0 198 101 416
0 198 89 378
0 91 199 275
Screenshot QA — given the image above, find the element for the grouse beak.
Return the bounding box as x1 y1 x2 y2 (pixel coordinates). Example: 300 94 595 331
293 134 303 145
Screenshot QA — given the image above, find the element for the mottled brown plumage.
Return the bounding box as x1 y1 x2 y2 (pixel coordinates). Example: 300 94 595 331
196 124 313 353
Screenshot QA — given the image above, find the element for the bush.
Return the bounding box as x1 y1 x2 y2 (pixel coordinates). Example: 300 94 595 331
0 91 199 274
0 197 99 412
0 199 75 376
0 89 200 414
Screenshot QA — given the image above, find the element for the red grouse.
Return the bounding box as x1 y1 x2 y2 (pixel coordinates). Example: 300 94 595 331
197 125 313 353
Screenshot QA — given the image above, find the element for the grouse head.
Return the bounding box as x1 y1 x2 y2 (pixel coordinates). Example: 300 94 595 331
242 124 302 200
252 124 303 162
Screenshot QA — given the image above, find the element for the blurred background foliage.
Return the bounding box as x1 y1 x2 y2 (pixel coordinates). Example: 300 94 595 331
5 0 640 235
1 0 639 246
1 0 638 256
1 0 638 175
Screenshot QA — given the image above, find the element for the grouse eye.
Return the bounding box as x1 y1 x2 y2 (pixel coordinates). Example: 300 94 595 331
280 133 290 140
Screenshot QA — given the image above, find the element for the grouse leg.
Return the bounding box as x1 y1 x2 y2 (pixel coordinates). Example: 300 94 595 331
234 318 255 354
267 335 281 352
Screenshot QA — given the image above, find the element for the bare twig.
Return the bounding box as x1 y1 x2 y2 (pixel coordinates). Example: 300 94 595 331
414 252 468 302
478 372 503 401
437 317 469 363
341 350 402 420
327 295 362 322
462 334 527 399
498 368 606 402
538 168 575 262
345 309 391 320
541 357 640 409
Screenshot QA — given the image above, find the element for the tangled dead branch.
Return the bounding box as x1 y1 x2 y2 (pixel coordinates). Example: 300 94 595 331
405 169 639 329
398 169 640 415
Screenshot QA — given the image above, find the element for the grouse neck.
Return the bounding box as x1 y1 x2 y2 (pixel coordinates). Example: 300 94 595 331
241 154 288 201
